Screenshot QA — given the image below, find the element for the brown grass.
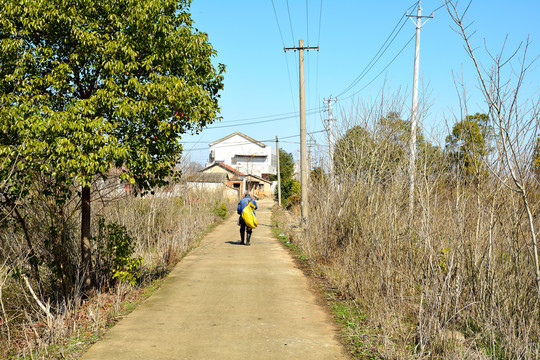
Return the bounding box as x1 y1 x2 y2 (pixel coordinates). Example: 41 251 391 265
0 186 235 358
274 100 540 358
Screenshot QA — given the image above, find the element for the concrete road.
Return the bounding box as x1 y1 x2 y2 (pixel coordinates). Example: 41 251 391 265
82 198 349 359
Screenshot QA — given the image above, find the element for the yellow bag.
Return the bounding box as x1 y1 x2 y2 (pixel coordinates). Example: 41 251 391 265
241 201 258 229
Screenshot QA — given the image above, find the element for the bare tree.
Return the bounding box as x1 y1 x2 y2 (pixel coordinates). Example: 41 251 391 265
446 0 540 300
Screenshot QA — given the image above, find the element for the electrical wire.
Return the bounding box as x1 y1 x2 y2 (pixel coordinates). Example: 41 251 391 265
271 0 298 111
182 129 327 152
317 0 323 46
429 1 449 14
200 109 323 130
218 110 300 123
271 0 286 45
305 0 312 134
335 2 417 98
314 0 323 97
286 0 295 45
314 0 323 134
341 33 416 102
306 0 310 46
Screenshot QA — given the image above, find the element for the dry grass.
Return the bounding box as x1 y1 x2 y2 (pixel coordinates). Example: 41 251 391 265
0 185 235 358
274 98 540 358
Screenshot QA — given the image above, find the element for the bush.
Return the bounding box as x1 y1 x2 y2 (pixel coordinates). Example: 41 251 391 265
213 201 228 219
94 217 142 287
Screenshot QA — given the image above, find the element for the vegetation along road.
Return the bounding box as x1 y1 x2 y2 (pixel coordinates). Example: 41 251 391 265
82 198 349 359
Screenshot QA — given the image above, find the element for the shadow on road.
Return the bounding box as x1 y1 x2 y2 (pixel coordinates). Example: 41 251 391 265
225 240 244 246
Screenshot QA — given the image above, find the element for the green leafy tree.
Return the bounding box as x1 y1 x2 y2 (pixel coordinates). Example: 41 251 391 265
275 149 300 205
375 112 411 182
334 112 441 184
445 113 491 181
0 0 224 293
333 113 409 181
333 125 373 179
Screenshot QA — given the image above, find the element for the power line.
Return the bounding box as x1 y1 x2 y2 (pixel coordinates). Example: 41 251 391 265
271 0 286 45
218 110 300 123
336 2 417 98
196 104 326 126
341 33 416 102
335 2 417 98
429 1 449 14
317 0 323 45
182 129 327 152
181 108 320 134
271 0 298 110
306 0 310 46
314 0 323 125
286 0 295 45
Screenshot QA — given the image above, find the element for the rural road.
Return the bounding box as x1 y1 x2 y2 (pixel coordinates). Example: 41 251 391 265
82 198 349 359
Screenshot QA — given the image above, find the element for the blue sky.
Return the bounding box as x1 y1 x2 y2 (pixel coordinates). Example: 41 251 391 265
181 0 540 166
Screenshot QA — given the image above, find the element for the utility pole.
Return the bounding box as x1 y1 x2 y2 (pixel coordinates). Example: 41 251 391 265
284 39 319 225
323 96 337 182
276 136 281 207
407 1 432 217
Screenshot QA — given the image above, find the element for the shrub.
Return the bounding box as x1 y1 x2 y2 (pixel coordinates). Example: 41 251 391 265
213 201 228 219
94 217 142 287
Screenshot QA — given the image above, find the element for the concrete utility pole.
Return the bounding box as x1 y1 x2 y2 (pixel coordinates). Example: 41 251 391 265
276 136 281 207
407 1 432 217
323 96 337 181
284 39 319 225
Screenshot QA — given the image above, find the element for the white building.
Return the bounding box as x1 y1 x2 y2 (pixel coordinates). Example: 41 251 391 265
206 132 276 179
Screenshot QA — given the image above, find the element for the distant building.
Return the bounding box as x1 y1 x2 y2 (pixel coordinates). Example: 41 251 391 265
198 162 273 198
182 171 239 200
206 132 276 179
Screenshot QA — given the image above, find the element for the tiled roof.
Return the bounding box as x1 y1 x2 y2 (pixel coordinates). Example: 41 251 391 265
200 162 247 177
245 174 272 184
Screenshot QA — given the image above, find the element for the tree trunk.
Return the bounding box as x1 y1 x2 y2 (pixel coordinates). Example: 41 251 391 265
13 206 42 295
81 185 93 295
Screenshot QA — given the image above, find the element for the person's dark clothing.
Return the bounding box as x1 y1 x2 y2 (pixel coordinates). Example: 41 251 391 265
238 217 251 244
237 196 257 245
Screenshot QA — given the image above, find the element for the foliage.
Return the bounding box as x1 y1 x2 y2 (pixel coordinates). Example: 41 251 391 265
0 0 225 291
275 149 300 206
333 125 372 178
278 148 296 180
94 217 142 287
334 112 441 183
213 201 228 219
0 0 224 191
445 113 491 181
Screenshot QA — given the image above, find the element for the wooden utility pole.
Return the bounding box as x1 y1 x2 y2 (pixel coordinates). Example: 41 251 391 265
407 1 432 217
276 136 281 207
284 39 319 225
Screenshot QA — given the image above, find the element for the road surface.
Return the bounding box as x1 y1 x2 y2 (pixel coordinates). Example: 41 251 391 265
82 198 349 359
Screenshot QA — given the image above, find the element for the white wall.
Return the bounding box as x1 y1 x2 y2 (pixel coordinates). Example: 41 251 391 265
207 134 276 176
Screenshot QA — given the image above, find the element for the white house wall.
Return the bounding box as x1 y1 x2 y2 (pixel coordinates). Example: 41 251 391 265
208 134 276 176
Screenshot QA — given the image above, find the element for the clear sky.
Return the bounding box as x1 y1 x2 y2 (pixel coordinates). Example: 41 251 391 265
180 0 540 166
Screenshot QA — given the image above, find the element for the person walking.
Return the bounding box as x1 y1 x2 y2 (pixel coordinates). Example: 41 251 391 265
237 190 258 246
